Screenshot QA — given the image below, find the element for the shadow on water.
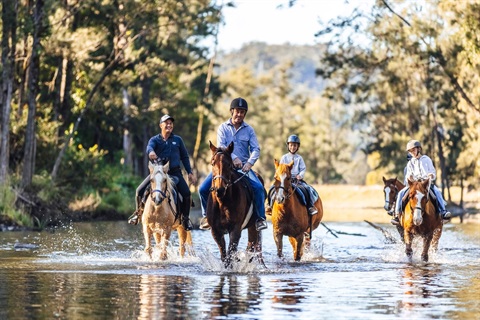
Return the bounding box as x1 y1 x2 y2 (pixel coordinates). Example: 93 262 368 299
0 220 479 319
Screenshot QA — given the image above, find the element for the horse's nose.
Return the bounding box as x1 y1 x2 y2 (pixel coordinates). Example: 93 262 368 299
276 195 285 204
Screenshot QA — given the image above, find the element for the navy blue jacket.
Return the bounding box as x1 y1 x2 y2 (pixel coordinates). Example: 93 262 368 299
146 134 192 174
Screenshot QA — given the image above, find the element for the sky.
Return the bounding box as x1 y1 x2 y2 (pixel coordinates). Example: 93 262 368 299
217 0 373 52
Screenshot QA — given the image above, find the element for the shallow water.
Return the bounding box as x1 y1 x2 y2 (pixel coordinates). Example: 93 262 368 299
0 220 479 319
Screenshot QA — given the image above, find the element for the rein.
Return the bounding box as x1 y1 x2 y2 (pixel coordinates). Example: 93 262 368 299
209 150 249 193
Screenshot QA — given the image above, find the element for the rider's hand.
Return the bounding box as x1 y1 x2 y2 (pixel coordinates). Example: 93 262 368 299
233 158 242 169
427 173 434 180
188 173 197 185
296 175 303 180
148 152 157 160
242 162 252 172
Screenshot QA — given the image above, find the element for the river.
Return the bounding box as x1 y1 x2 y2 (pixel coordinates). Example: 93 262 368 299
0 219 479 319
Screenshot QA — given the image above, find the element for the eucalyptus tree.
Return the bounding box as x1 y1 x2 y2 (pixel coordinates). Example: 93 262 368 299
0 0 18 184
316 0 479 190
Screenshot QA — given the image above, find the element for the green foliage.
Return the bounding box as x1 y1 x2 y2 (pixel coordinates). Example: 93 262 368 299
0 185 34 228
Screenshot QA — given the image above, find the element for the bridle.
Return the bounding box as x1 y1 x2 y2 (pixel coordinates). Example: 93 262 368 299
384 180 399 209
273 175 299 200
150 164 170 204
209 150 248 194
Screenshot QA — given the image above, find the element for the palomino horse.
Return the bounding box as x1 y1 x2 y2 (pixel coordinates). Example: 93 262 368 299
206 141 264 268
271 159 323 261
383 176 406 242
400 179 443 262
142 161 193 260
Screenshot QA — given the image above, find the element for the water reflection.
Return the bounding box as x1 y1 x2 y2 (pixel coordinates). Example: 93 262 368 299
137 274 196 319
270 278 305 312
202 275 261 318
397 265 443 314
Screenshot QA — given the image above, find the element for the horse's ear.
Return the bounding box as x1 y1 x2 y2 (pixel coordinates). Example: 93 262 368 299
163 161 170 173
227 141 234 153
287 160 294 168
382 176 386 183
408 179 414 187
209 140 217 153
274 159 279 168
148 161 154 172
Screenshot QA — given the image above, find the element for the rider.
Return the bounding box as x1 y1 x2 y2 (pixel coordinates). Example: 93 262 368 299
391 139 452 225
128 114 197 231
198 97 268 231
266 134 318 215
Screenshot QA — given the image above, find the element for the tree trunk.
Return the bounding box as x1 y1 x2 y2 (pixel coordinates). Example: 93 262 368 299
0 0 18 184
122 88 133 169
22 0 44 188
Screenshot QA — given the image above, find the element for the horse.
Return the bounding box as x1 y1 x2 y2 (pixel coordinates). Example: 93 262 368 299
270 159 323 261
382 176 405 213
400 179 443 262
383 176 406 242
141 161 193 260
206 141 264 268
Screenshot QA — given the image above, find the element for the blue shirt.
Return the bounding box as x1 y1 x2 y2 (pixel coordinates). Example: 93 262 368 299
280 153 306 178
217 119 260 166
146 134 192 174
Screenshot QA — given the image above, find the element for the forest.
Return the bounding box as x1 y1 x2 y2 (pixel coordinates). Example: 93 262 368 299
0 0 478 229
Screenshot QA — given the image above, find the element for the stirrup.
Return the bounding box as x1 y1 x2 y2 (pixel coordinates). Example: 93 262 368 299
390 216 400 226
128 212 139 225
442 211 452 220
199 217 211 230
255 219 268 231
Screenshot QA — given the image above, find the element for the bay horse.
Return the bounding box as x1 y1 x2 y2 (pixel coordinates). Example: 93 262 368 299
206 141 264 268
383 176 406 242
271 159 323 261
382 176 405 213
400 179 443 262
142 161 193 260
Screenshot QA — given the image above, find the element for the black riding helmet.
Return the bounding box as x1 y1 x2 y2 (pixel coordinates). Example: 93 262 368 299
230 97 248 111
286 134 300 152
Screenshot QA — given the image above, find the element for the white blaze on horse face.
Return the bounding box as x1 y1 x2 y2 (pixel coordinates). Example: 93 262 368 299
153 167 165 205
275 172 287 204
384 186 391 210
413 190 425 226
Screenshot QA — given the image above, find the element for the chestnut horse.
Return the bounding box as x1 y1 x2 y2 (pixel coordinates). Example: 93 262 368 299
142 161 193 260
271 159 323 261
206 141 264 268
400 179 443 262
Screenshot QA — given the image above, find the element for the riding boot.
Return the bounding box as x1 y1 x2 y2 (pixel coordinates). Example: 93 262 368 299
181 196 193 231
391 214 400 226
128 196 144 225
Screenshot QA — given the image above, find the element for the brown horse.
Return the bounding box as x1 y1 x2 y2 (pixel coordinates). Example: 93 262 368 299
142 161 193 260
383 176 406 242
206 141 264 268
400 179 443 262
271 159 323 261
382 176 405 213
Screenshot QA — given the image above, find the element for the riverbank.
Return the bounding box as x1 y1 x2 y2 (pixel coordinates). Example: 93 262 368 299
189 184 479 226
2 184 478 232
